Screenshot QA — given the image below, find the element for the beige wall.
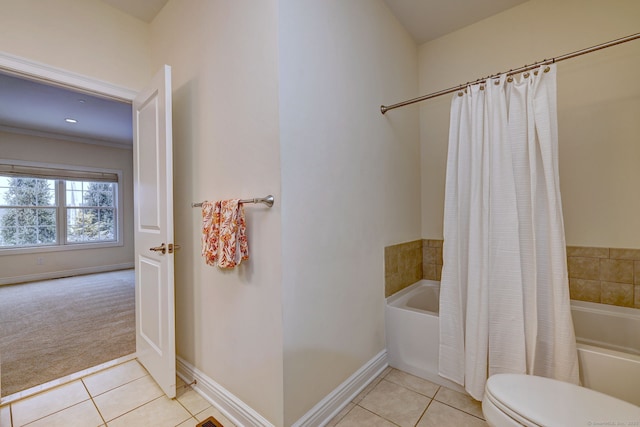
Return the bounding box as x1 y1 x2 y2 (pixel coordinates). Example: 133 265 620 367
0 0 152 91
150 1 284 424
419 0 640 248
278 1 420 424
0 131 134 283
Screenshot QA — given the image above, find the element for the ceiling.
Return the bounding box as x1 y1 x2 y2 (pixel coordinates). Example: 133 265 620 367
0 1 528 146
382 0 528 44
0 71 133 147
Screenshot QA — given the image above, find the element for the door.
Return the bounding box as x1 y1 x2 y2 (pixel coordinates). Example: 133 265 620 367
133 64 176 398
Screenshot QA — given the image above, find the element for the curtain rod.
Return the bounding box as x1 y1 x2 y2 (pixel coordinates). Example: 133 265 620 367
380 32 640 115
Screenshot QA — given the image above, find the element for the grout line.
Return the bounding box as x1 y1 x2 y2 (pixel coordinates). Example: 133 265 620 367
103 395 165 424
355 405 403 427
17 398 93 427
433 399 486 421
81 377 106 426
414 398 434 426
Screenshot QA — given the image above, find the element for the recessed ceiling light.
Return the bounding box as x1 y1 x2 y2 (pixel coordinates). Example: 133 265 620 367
65 118 78 124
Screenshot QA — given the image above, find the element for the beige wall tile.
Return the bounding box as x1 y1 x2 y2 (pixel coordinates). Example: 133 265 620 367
635 285 640 309
385 240 424 297
385 274 403 298
600 259 633 284
601 282 634 307
423 264 437 281
566 246 609 258
427 239 443 248
635 261 640 286
609 248 640 260
569 279 601 303
423 247 438 264
384 247 398 276
567 257 600 280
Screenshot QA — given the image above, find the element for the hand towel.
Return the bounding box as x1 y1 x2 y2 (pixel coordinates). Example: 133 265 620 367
201 199 249 268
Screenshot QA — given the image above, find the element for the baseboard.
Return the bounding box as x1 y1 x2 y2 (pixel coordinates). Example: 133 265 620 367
177 350 387 427
176 357 275 427
0 263 134 286
291 349 388 427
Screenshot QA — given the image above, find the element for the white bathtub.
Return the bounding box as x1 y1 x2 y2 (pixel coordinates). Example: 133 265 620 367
385 280 640 405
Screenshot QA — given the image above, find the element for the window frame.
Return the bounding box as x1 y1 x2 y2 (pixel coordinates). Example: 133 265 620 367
0 159 123 255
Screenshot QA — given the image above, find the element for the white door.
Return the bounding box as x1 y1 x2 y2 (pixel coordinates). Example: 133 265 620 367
133 64 176 398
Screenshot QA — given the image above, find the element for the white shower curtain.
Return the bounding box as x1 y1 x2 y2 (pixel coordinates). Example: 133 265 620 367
438 64 579 401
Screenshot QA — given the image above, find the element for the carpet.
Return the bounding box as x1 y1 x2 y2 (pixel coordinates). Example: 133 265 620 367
0 269 135 397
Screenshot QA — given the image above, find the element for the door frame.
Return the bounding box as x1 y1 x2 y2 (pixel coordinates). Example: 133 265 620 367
0 51 145 404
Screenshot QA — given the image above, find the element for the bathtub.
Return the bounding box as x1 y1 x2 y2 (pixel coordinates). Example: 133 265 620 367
385 280 640 405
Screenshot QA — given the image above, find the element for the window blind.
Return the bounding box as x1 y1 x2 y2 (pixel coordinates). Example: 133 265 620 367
0 164 119 182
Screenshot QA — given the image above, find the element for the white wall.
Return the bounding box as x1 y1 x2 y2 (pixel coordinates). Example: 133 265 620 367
0 0 152 91
0 131 134 282
150 1 284 425
419 0 640 248
278 1 421 424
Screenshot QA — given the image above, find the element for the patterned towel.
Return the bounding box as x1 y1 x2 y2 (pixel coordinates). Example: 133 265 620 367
201 199 249 268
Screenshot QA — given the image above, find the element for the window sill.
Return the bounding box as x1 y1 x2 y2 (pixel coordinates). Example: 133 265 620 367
0 241 123 256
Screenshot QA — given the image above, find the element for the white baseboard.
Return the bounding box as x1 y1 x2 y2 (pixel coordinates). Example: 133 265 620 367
0 263 134 286
176 357 275 427
292 349 388 427
176 350 387 427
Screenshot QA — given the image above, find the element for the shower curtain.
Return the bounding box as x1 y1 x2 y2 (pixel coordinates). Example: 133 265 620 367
438 64 579 401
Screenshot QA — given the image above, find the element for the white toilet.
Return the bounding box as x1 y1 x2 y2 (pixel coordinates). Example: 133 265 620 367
482 373 640 427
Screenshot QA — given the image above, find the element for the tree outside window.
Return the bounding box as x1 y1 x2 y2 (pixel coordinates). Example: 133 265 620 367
0 175 117 249
0 177 57 247
66 181 116 242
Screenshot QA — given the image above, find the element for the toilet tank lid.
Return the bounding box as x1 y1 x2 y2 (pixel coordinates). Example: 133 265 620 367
485 374 640 427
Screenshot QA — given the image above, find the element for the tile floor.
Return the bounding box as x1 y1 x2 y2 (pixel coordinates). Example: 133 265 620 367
0 360 488 427
326 366 488 427
0 359 233 427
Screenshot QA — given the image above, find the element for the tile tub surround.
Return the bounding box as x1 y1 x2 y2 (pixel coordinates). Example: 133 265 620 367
385 240 423 297
568 246 640 309
386 240 640 309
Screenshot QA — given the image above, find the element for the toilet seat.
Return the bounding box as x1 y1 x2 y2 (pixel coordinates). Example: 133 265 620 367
482 374 640 427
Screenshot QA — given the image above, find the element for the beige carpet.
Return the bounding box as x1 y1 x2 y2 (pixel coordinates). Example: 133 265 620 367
0 269 135 397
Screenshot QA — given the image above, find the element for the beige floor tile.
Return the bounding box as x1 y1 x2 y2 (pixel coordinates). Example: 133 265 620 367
351 365 392 405
176 386 210 416
359 380 430 427
93 375 163 422
1 405 11 427
417 400 488 427
335 405 396 427
83 360 148 397
326 402 355 427
11 380 90 427
24 400 103 427
384 369 440 398
106 396 192 427
176 417 198 427
195 406 235 427
434 387 484 419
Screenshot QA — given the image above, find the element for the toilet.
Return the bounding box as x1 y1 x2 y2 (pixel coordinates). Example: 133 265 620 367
482 373 640 427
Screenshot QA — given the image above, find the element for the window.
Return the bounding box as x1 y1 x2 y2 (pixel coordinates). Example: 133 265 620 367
0 177 57 247
0 162 121 251
66 181 116 243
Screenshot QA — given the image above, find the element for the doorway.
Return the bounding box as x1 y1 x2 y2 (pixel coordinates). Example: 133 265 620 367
0 56 138 402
